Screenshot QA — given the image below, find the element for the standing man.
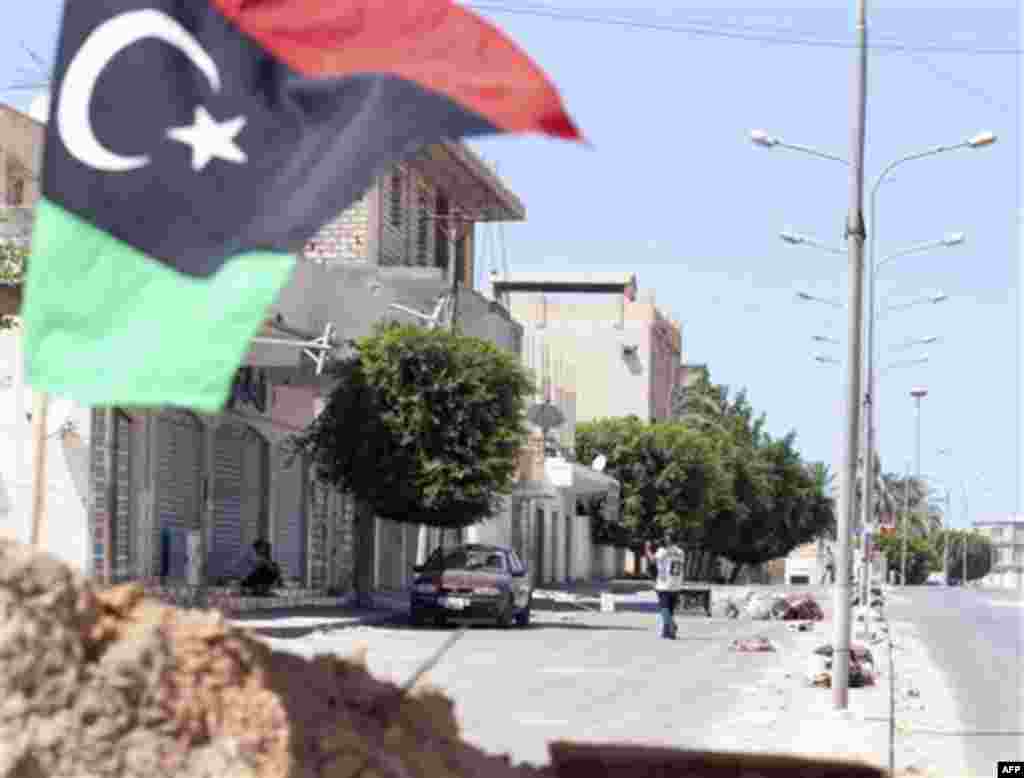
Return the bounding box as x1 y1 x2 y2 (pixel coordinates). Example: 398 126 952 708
647 531 686 640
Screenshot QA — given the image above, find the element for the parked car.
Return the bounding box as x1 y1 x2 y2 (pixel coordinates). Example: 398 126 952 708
409 543 532 628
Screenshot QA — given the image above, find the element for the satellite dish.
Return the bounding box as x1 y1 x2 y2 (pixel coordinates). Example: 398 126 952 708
526 401 565 431
592 454 607 473
26 390 74 437
28 93 50 124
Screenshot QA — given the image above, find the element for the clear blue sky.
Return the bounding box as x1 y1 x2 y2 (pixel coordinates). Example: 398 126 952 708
2 2 1019 528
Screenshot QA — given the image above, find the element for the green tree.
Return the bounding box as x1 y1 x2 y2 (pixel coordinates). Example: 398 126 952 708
674 374 835 582
574 417 732 559
876 531 937 585
881 472 943 538
289 322 534 603
0 222 27 330
935 529 993 585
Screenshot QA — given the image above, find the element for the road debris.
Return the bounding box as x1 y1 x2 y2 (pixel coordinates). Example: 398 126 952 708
807 643 876 688
731 637 776 653
787 622 815 632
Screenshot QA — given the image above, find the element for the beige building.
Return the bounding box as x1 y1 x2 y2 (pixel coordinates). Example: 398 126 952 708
0 104 96 577
502 275 683 424
974 515 1023 590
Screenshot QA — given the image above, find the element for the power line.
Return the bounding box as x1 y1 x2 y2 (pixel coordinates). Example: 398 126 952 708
465 3 1021 55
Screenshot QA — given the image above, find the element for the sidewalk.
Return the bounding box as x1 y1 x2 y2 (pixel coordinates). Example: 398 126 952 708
228 591 408 638
697 589 969 777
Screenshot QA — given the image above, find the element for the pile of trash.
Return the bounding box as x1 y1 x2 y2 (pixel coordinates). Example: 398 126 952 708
731 637 776 653
807 642 876 689
727 591 824 622
0 539 552 778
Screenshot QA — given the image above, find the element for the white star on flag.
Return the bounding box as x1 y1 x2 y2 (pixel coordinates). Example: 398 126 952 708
167 106 247 172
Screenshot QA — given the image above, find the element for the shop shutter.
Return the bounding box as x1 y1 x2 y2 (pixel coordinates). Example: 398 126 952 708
274 454 308 585
241 427 267 553
155 411 202 581
209 424 245 581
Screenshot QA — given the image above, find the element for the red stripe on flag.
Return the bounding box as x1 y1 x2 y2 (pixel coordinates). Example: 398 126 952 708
210 0 581 140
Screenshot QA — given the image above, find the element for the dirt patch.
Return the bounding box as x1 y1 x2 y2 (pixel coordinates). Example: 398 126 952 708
0 539 550 778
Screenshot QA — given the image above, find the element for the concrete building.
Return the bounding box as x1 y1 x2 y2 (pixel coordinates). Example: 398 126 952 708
61 141 528 605
499 274 683 424
0 105 95 576
973 515 1024 590
468 329 622 585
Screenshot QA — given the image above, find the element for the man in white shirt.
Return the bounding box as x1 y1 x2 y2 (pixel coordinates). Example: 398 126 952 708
647 531 686 639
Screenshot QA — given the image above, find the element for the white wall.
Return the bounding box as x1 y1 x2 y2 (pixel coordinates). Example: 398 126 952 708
0 332 92 573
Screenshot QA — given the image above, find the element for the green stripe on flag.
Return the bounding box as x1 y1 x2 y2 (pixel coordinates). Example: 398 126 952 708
22 199 295 413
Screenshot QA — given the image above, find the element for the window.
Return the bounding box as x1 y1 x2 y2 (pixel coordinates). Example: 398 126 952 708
389 169 403 228
434 193 450 269
416 187 430 265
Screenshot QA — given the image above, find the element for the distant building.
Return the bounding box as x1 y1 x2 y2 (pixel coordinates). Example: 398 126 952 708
502 275 683 423
973 515 1023 590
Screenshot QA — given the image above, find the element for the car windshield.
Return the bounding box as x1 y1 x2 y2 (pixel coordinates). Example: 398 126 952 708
426 548 504 571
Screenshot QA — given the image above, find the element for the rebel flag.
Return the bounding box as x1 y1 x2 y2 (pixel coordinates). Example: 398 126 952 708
22 0 580 412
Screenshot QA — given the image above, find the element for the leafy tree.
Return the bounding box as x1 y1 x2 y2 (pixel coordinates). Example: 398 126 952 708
876 531 937 585
289 322 533 602
674 373 835 581
935 529 993 585
880 472 943 537
0 221 27 330
574 417 732 555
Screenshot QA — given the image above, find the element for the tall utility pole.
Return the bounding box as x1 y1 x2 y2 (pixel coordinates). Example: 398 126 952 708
907 388 927 584
833 0 870 711
942 488 952 585
900 459 911 585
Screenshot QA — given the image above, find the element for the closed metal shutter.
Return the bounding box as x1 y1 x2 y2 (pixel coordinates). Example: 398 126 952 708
533 505 545 585
241 427 267 553
210 424 245 581
564 513 572 582
155 411 202 581
274 454 308 585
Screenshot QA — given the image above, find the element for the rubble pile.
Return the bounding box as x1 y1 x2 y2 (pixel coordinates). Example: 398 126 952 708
0 539 552 778
734 591 824 622
807 643 876 689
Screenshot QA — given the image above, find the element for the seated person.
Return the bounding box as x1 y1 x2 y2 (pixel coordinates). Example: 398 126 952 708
236 538 282 596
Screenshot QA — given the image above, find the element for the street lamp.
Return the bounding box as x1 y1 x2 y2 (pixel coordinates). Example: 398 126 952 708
905 387 928 586
814 354 841 365
749 130 850 165
796 291 844 309
880 293 949 315
862 133 995 605
891 336 940 351
755 129 994 711
813 335 842 345
780 232 848 255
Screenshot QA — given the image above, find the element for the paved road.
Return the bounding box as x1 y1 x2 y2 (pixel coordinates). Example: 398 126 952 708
886 586 1023 775
258 605 825 767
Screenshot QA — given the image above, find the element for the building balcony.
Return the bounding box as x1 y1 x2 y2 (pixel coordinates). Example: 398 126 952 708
245 257 522 374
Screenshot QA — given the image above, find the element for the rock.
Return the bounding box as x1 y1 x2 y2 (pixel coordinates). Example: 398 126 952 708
0 539 556 778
